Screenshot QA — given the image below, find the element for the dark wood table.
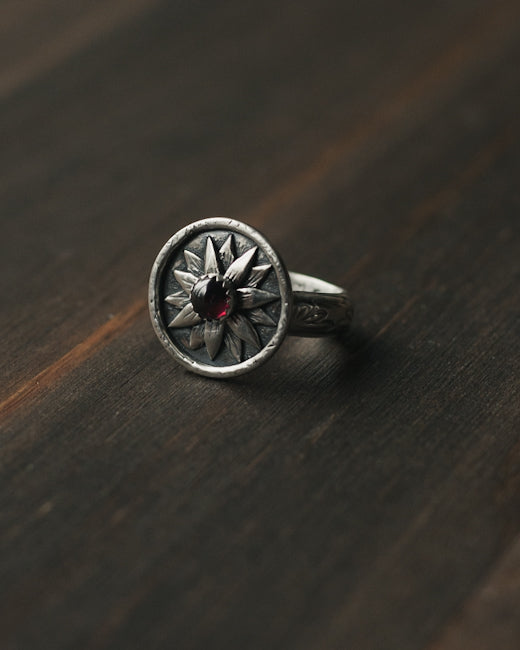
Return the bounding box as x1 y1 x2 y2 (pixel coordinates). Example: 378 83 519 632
1 1 519 648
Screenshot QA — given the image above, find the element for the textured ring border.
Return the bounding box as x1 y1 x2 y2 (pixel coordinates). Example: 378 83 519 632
149 217 293 378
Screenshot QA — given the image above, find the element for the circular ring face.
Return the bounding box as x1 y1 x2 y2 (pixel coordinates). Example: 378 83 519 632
149 218 292 377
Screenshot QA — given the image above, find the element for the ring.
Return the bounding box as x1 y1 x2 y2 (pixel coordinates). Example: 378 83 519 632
149 218 353 378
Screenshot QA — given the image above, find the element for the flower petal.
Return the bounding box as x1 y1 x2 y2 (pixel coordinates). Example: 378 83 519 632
247 308 276 327
227 313 260 349
165 291 190 308
204 236 221 275
247 264 271 288
174 269 198 293
168 303 202 328
204 320 225 360
224 246 257 285
224 330 242 363
188 323 205 349
219 234 236 269
184 249 203 275
237 287 279 310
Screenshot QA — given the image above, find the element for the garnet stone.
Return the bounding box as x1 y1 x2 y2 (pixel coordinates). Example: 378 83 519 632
191 275 234 320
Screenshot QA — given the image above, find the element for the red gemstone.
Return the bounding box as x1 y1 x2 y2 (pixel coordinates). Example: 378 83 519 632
191 276 231 320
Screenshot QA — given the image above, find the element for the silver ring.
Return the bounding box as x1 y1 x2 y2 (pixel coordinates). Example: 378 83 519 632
149 218 353 378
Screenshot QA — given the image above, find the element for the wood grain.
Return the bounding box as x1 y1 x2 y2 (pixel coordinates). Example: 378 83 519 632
1 1 519 649
429 535 520 650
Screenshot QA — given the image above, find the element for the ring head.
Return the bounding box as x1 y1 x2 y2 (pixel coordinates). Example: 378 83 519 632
149 218 292 377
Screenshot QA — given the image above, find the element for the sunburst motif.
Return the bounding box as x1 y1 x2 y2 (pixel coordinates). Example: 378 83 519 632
165 234 279 362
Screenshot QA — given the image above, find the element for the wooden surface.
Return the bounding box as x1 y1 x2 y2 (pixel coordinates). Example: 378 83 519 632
1 1 519 648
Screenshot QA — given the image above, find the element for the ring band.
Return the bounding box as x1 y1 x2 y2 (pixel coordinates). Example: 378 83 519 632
149 218 353 378
288 272 353 337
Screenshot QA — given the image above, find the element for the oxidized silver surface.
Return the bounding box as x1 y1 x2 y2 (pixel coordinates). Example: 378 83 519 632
149 218 353 378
